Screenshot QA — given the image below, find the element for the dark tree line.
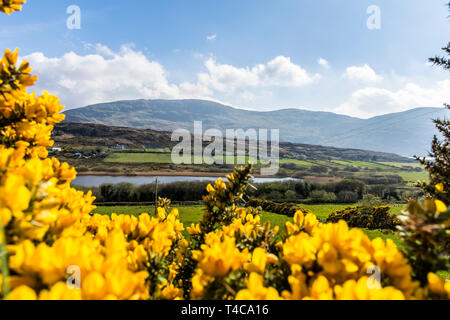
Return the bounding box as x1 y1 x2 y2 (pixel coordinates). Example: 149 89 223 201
72 177 412 204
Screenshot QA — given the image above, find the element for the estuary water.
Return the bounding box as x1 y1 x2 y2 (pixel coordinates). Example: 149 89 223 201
73 175 300 187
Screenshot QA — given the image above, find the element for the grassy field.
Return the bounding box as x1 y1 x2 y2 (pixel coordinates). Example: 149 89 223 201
92 202 406 240
279 159 318 167
103 154 427 180
379 162 424 169
105 153 174 163
352 169 428 185
392 171 429 184
329 160 398 170
101 153 428 186
105 153 421 171
105 152 257 165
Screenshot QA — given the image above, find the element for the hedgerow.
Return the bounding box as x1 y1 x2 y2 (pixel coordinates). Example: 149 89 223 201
326 206 400 230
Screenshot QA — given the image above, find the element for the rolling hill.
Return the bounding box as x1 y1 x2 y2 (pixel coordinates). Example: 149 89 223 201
53 122 411 163
64 99 449 156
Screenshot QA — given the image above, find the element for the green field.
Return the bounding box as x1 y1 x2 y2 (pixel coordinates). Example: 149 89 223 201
379 162 424 169
105 152 174 163
330 160 398 170
392 171 429 184
105 152 257 165
279 159 318 167
353 170 428 185
104 154 426 181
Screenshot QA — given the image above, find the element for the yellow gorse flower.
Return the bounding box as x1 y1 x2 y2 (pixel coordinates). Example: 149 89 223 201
236 273 281 300
435 183 445 193
0 0 26 15
427 273 450 299
193 234 250 277
244 247 269 274
435 200 447 213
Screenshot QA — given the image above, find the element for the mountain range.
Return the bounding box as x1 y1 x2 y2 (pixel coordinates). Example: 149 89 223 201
64 99 449 156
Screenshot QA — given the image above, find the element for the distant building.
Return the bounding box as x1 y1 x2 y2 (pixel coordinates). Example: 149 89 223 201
110 144 127 150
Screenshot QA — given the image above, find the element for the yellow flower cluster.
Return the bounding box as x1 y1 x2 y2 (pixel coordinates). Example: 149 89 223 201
0 31 187 300
1 49 64 158
0 0 26 15
1 151 448 300
7 231 149 300
188 203 429 300
193 234 250 278
0 145 94 244
278 210 419 299
236 273 281 300
3 202 187 299
427 272 450 299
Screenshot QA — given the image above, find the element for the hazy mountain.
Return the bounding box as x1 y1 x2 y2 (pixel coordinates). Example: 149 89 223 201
64 99 449 156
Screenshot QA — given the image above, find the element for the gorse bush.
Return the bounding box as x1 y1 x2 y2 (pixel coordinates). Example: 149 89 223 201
326 206 400 230
398 199 449 285
0 1 449 300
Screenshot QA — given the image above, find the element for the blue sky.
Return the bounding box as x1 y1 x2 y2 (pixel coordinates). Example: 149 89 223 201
1 0 449 118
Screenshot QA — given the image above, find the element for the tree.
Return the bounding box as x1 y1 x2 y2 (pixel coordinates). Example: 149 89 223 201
415 2 450 205
429 2 450 71
400 2 450 285
335 179 365 200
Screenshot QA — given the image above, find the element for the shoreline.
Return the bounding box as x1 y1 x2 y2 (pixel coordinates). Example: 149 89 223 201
76 171 285 179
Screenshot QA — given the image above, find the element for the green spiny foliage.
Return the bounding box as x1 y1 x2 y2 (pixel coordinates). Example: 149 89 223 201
200 164 253 236
326 206 400 230
398 200 450 285
404 3 450 285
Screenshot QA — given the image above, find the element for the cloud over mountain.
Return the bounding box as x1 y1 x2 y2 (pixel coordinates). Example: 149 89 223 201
24 44 319 109
343 64 383 83
23 44 448 119
336 80 450 118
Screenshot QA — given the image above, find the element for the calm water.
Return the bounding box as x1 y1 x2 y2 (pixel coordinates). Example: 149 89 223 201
73 175 299 187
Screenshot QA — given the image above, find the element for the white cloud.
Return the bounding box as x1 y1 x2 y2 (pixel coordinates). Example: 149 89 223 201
335 80 450 118
240 91 258 102
343 64 383 83
196 56 320 92
22 45 320 110
318 58 330 69
206 34 217 41
193 52 205 59
82 43 115 57
21 43 448 119
23 45 210 109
